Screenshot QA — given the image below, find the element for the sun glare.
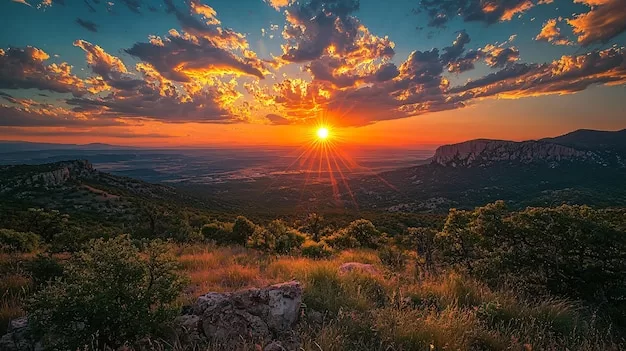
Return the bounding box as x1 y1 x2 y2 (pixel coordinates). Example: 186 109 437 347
317 127 329 140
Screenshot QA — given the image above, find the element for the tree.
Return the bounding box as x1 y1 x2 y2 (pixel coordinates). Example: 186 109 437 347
201 221 234 244
232 216 257 245
28 235 186 350
299 213 325 241
344 219 382 249
247 220 306 254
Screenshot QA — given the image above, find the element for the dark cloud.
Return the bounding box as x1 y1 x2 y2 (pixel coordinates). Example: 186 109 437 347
125 31 266 81
0 102 121 127
567 0 626 46
74 40 144 91
450 47 626 98
0 46 87 96
266 113 292 125
415 0 548 27
76 18 99 32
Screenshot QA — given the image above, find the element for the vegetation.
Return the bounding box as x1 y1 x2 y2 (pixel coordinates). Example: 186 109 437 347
1 199 625 349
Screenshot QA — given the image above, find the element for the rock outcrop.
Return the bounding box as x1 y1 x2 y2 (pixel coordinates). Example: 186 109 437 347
183 281 303 350
0 160 96 193
0 281 303 351
432 139 595 167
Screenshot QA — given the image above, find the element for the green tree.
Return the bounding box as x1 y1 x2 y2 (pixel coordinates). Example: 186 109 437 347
201 221 234 244
232 216 257 245
247 220 306 254
28 235 186 350
299 213 325 241
344 219 383 249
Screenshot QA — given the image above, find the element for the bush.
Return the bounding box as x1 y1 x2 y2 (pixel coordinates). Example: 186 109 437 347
232 216 257 245
301 240 333 258
247 220 306 254
344 219 383 249
28 254 64 288
323 229 359 250
27 235 186 350
0 228 40 253
201 221 234 244
378 246 408 271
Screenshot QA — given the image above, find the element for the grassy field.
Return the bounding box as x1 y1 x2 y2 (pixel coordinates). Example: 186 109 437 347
2 244 619 350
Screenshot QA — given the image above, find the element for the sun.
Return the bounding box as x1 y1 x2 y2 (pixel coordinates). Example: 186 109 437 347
317 127 329 140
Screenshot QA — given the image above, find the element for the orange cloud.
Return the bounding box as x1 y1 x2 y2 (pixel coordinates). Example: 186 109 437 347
536 19 572 45
567 0 626 45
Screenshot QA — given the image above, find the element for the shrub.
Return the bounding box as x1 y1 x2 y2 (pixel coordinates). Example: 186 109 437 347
378 246 408 271
299 213 326 241
0 228 40 253
27 235 186 350
247 220 306 254
301 240 333 258
344 219 383 249
323 229 359 250
201 221 234 244
28 254 64 288
232 216 257 245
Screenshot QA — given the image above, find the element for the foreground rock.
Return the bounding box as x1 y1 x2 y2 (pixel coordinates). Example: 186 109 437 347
182 281 303 350
0 281 302 351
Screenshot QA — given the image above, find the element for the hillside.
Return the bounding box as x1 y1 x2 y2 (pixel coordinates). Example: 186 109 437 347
352 129 626 211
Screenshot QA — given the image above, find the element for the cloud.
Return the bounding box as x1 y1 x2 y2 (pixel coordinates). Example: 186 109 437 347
415 0 551 27
74 40 144 91
265 0 294 10
0 126 172 139
266 113 292 125
0 101 121 127
0 46 88 96
536 19 572 45
567 0 626 46
450 47 626 99
76 18 99 32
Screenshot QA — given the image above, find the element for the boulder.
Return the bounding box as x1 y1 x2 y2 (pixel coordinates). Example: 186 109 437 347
338 262 379 275
0 317 42 351
185 281 302 349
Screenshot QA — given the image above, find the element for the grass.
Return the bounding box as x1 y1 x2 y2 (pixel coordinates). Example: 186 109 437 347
0 245 621 350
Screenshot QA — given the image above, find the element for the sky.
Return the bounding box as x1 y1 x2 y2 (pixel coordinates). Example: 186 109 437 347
0 0 625 147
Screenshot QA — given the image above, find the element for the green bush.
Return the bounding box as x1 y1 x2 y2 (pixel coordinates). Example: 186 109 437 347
0 228 40 253
247 220 306 254
301 239 333 258
232 216 257 245
28 254 64 288
27 235 186 350
344 219 383 249
201 221 234 244
378 246 408 271
322 229 359 250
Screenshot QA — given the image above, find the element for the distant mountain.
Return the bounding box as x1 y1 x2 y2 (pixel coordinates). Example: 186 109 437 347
352 129 626 211
432 129 626 168
541 129 626 151
0 160 229 218
0 141 136 153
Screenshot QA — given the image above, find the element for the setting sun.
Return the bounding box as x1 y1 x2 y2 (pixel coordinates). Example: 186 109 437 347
317 127 329 140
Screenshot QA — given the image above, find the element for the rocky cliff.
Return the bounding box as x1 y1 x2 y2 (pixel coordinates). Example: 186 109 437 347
432 139 596 167
0 160 96 193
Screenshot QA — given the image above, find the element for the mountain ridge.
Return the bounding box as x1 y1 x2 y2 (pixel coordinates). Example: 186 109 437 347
432 129 625 168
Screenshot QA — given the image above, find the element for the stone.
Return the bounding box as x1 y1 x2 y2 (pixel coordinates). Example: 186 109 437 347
192 281 302 348
338 262 379 275
0 317 43 351
264 340 287 351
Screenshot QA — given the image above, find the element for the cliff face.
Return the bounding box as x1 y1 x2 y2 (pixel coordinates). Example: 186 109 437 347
433 139 594 167
0 160 96 193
